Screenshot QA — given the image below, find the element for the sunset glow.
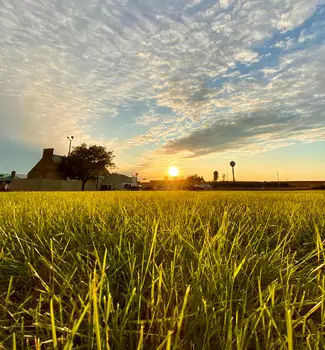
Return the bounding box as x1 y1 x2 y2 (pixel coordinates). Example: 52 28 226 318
168 166 179 177
1 1 325 347
0 1 325 180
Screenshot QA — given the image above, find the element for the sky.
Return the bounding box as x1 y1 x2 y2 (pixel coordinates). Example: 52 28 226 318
0 0 325 181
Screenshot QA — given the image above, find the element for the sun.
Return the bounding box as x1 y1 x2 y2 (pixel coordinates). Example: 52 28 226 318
168 166 179 177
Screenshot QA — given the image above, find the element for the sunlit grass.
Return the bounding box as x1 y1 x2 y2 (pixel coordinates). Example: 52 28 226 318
0 191 324 349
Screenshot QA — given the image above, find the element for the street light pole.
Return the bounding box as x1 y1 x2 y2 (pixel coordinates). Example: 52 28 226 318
67 136 74 156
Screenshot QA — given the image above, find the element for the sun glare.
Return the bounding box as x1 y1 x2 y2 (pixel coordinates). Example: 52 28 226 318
168 166 179 177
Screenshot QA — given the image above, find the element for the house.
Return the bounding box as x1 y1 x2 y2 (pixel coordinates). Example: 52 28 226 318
10 147 137 191
28 148 63 180
0 171 18 191
101 173 137 190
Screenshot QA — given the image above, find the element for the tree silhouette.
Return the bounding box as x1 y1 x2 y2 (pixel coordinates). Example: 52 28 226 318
186 174 205 185
60 143 115 191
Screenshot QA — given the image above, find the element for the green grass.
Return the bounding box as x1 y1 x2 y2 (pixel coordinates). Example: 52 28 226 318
0 191 324 349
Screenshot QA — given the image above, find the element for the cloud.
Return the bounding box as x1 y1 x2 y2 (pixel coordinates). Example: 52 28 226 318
164 109 325 157
0 0 323 164
163 43 325 157
135 115 159 126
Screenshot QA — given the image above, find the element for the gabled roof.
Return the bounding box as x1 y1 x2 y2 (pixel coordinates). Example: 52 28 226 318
102 173 134 186
0 174 15 182
52 155 63 164
105 173 132 180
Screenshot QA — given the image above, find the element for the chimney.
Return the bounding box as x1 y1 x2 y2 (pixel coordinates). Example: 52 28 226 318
42 148 54 161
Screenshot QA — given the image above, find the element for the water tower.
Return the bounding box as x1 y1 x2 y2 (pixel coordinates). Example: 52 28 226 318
230 161 236 182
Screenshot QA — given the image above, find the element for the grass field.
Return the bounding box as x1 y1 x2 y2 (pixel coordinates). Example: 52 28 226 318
0 191 324 349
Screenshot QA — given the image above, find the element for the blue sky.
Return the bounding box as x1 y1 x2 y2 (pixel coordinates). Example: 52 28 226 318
1 0 325 180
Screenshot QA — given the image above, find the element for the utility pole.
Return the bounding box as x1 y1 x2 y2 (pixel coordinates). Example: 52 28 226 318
67 136 74 156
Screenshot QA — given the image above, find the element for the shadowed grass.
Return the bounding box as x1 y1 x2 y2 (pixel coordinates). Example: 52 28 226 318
0 191 324 349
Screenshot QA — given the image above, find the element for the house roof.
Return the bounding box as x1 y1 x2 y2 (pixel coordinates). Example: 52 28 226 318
0 174 15 182
102 173 134 186
52 155 63 164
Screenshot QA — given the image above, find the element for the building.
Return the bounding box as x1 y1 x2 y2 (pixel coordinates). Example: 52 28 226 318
28 148 63 180
141 179 187 190
0 171 18 191
101 173 137 190
9 147 98 191
139 178 212 191
10 147 137 191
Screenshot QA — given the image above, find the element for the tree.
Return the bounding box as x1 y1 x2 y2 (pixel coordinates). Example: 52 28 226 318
186 174 205 185
213 170 219 182
60 143 115 191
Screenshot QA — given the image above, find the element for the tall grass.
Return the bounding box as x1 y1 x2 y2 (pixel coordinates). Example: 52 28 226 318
0 191 324 349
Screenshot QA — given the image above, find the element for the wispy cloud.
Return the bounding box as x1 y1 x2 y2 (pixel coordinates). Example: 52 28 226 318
163 42 325 157
0 0 324 167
